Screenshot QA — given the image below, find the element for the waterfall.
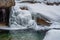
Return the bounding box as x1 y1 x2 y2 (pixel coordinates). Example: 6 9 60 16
9 6 38 30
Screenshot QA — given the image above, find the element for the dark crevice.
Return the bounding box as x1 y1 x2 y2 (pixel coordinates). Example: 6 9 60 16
0 8 10 26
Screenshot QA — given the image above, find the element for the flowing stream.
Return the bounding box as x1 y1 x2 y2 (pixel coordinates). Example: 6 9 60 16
10 29 47 40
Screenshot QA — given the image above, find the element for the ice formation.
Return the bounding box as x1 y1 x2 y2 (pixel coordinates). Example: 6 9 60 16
8 0 60 30
16 10 32 27
10 7 39 30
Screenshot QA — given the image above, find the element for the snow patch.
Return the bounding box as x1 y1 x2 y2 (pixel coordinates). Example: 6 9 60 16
43 29 60 40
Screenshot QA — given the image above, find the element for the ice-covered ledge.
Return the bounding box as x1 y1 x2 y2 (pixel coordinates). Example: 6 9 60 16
0 27 28 30
0 27 60 31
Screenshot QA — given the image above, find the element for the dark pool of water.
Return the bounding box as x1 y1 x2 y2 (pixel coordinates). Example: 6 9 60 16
10 29 47 40
0 29 47 40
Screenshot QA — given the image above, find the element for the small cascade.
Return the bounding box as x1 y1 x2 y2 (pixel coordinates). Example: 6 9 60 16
9 7 38 30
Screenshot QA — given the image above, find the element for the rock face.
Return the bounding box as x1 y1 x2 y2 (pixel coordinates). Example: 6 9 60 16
0 8 10 26
0 0 15 8
36 18 51 26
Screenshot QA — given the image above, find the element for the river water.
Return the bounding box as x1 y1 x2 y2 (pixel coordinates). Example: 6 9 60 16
0 29 47 40
10 29 47 40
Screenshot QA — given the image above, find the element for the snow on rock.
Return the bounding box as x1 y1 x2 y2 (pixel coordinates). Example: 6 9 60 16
34 0 60 3
15 0 34 3
43 29 60 40
47 0 55 3
27 3 60 22
49 22 60 28
15 0 60 3
34 0 44 2
47 0 60 3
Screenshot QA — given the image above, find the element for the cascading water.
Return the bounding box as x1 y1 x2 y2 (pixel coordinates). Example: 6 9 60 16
10 7 37 29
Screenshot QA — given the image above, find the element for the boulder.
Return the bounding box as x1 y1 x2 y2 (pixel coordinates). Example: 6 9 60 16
0 0 15 8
